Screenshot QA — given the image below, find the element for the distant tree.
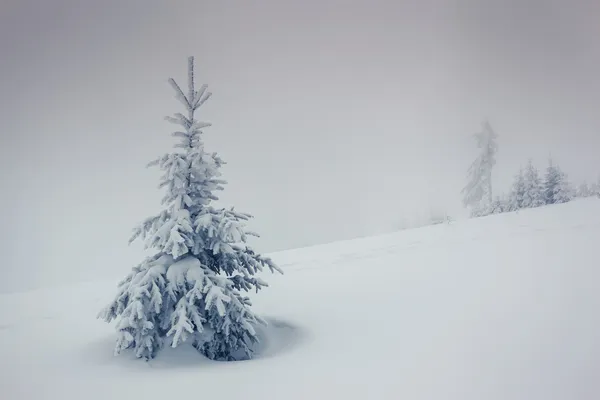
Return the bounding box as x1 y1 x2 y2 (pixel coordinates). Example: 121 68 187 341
98 57 282 361
592 177 600 198
554 170 574 204
521 160 545 208
576 182 592 198
543 159 560 205
470 202 492 218
508 168 526 211
543 159 573 204
461 120 498 217
490 195 508 214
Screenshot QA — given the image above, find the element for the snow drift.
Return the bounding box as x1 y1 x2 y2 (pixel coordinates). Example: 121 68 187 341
1 198 599 400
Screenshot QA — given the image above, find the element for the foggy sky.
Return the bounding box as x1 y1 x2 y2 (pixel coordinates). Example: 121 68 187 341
1 0 599 292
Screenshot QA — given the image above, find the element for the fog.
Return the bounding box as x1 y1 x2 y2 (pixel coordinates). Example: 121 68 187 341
1 0 599 293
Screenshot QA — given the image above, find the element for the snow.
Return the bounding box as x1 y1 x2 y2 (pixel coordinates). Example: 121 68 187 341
2 198 600 399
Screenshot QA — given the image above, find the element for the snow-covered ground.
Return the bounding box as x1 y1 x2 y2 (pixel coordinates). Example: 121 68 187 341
2 198 599 399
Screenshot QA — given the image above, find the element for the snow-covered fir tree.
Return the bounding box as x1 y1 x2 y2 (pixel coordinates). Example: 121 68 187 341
521 160 545 208
98 57 282 361
508 168 526 211
489 195 508 214
576 182 592 198
543 159 560 204
543 159 573 205
470 202 492 218
553 170 574 204
592 177 600 198
577 178 600 198
461 120 498 217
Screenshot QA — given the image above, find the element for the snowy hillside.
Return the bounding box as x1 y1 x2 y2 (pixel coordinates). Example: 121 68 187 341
1 198 600 400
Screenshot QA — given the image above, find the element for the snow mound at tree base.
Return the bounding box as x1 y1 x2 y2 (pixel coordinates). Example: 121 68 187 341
250 317 309 360
82 316 308 368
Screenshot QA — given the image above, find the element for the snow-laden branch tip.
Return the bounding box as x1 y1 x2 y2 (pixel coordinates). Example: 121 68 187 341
193 91 212 111
168 77 192 110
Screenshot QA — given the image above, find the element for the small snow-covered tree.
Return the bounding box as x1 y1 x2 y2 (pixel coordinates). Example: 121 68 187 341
521 160 544 208
508 168 526 211
461 120 498 217
98 57 282 361
553 170 574 204
543 159 573 205
592 177 600 198
490 195 508 214
576 182 591 198
470 202 492 218
543 159 560 205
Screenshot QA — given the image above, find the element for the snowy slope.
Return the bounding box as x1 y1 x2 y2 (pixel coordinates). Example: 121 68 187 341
1 199 600 400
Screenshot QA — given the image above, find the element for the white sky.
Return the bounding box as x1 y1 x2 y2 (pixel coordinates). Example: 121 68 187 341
1 0 599 292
